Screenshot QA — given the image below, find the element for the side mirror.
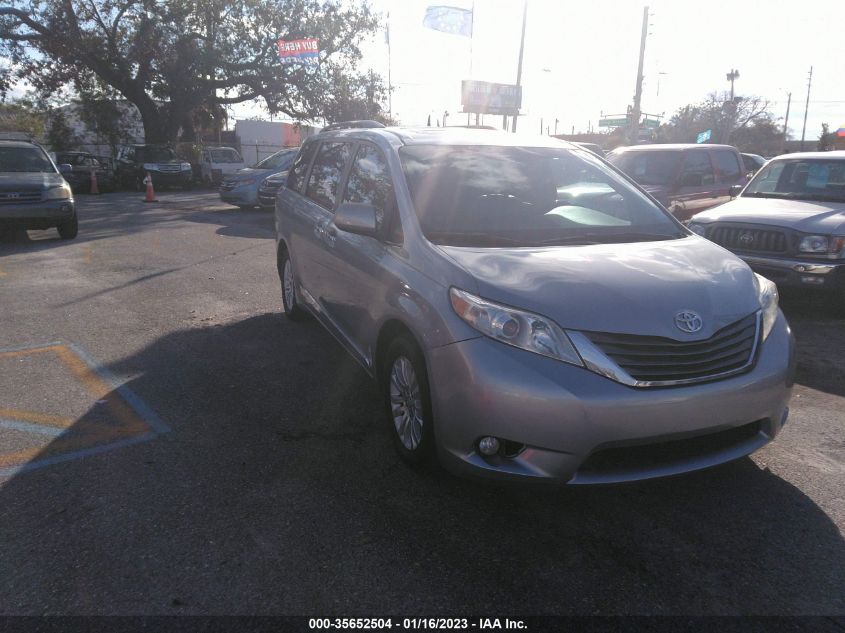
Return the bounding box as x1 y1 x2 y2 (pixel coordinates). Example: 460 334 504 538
334 202 378 238
59 163 73 175
729 184 743 198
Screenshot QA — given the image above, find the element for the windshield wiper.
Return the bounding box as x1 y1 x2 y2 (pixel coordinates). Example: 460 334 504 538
426 232 529 247
531 232 679 246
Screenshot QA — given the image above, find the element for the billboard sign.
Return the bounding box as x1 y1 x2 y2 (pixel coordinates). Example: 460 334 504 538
277 38 319 64
461 80 522 115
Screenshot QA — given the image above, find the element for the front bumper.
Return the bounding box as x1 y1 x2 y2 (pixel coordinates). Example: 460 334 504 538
0 199 76 229
427 311 795 484
740 254 845 290
146 170 192 187
258 186 282 208
220 184 259 206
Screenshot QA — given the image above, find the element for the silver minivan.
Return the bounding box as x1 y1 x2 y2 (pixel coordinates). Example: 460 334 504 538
274 126 795 484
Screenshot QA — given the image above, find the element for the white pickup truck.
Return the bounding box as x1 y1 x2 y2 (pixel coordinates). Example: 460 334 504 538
200 146 245 186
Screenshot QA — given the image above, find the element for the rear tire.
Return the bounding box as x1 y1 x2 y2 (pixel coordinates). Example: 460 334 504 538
278 248 306 321
382 336 435 465
57 214 78 240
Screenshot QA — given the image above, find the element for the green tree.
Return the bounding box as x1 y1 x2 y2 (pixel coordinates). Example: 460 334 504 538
322 69 395 125
0 0 380 143
818 123 835 151
0 97 45 137
45 108 79 150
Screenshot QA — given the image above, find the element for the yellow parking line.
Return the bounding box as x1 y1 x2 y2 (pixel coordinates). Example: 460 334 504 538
0 408 74 429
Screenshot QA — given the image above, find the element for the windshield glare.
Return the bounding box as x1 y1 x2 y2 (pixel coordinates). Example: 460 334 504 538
608 150 679 187
0 147 56 173
137 147 178 162
255 149 297 170
400 145 683 247
744 159 845 202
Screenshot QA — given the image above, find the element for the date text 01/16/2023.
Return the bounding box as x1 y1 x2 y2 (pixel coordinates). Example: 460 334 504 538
308 618 527 630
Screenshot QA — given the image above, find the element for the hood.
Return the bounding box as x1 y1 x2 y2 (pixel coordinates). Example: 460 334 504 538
437 235 760 340
0 172 64 191
693 196 845 234
231 167 273 180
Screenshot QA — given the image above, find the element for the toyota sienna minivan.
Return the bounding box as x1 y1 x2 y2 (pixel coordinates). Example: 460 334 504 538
274 124 795 484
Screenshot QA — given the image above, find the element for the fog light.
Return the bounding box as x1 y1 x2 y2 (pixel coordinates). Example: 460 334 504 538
478 436 500 456
800 275 824 285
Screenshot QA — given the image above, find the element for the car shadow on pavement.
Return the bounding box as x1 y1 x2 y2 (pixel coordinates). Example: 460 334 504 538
779 290 845 398
0 313 843 615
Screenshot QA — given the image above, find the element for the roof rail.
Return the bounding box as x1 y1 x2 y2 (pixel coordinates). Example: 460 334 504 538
321 120 386 132
0 132 39 143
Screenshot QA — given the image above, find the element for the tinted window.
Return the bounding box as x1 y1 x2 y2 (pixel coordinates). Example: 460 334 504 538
0 147 55 173
400 145 683 247
287 142 318 193
679 151 715 187
608 150 679 186
343 144 400 241
256 148 297 169
744 159 845 202
305 142 353 210
713 150 742 181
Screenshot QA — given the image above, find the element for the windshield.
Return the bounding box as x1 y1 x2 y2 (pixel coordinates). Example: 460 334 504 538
209 149 242 163
0 147 56 173
399 145 684 247
608 150 679 187
137 147 178 162
743 158 845 202
255 149 297 170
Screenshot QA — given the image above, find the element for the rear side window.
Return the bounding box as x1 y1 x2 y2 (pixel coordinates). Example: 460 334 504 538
679 151 715 187
343 144 401 242
305 142 353 210
713 150 742 181
608 150 679 186
287 142 318 193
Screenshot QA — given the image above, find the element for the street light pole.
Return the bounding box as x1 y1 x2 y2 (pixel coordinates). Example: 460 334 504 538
800 66 813 152
726 69 740 101
781 92 792 153
511 0 528 133
629 6 649 144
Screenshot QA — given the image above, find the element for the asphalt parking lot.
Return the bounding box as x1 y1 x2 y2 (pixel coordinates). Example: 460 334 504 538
0 191 843 615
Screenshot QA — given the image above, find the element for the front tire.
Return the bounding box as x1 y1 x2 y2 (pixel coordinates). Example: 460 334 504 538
382 336 435 465
278 248 306 321
57 214 78 240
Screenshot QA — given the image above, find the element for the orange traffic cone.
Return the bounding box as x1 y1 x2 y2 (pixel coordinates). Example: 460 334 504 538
89 169 100 195
143 172 157 203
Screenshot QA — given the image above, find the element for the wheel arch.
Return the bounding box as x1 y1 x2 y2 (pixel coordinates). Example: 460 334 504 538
374 319 427 385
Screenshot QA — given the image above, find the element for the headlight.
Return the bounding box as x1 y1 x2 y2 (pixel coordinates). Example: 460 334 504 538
180 162 192 171
142 163 157 171
44 183 72 200
753 273 779 341
799 235 829 253
449 288 583 366
688 222 707 237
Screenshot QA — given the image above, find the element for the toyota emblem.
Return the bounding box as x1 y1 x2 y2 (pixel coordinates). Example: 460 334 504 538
739 231 755 246
675 310 703 333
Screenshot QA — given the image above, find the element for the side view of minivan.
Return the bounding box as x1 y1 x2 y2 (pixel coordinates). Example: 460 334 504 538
274 125 794 485
608 144 749 221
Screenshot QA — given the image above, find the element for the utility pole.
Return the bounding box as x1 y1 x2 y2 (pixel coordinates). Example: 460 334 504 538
629 6 649 144
800 66 813 152
781 92 792 153
726 69 740 101
511 0 528 133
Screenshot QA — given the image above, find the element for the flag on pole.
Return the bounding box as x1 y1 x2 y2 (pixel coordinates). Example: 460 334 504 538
423 5 473 37
837 123 845 137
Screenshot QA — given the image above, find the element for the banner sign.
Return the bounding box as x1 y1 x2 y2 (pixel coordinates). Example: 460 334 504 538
277 38 319 64
461 80 521 115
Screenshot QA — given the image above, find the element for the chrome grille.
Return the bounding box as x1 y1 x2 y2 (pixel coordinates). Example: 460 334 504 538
708 225 788 253
156 164 181 172
0 191 42 204
586 312 759 385
220 180 236 191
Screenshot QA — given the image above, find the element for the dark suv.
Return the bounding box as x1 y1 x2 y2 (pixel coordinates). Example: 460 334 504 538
0 140 78 239
116 144 193 191
608 144 748 221
52 150 115 193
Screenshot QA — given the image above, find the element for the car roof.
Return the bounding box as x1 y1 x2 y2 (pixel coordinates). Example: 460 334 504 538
314 126 577 149
0 140 44 149
611 144 738 152
770 151 845 161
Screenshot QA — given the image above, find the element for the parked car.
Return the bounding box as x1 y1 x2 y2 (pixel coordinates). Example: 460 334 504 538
741 153 767 175
574 142 606 158
258 171 290 210
51 150 115 193
689 151 845 291
0 139 77 239
274 125 794 484
116 144 193 191
219 148 298 209
199 146 245 186
608 144 749 221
